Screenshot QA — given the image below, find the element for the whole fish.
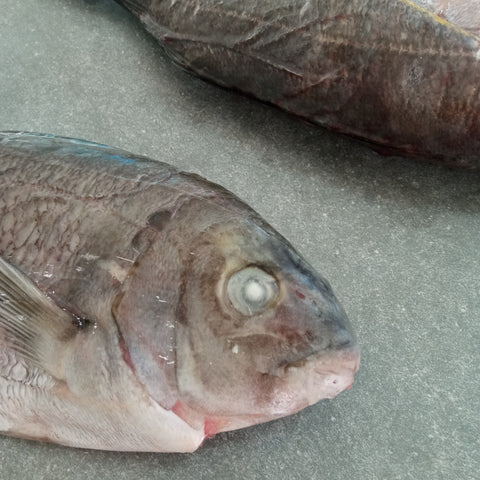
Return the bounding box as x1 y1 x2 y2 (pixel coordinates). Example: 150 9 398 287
0 132 359 452
115 0 480 168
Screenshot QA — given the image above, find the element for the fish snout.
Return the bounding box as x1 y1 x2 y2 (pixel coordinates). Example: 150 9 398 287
271 282 360 403
327 323 357 351
293 289 358 356
310 345 360 401
289 344 360 404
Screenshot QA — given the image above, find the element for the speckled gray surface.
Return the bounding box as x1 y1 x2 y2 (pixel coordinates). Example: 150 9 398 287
0 1 479 479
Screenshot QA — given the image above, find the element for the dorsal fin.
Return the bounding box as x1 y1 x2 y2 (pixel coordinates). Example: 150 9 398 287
0 256 83 379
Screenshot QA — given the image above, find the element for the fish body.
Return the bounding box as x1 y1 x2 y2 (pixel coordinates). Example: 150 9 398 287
0 132 359 452
115 0 480 168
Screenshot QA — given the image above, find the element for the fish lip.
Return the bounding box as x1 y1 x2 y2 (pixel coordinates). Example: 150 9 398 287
315 344 361 376
300 345 361 403
273 343 360 377
270 344 361 404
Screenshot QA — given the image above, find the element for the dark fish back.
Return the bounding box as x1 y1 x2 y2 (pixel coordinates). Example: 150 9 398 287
115 0 480 167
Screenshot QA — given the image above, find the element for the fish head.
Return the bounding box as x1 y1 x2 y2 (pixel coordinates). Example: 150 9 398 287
170 196 360 434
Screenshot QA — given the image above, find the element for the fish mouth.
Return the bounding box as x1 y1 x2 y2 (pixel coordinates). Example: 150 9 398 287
270 344 361 407
308 345 361 401
283 344 360 375
196 346 360 435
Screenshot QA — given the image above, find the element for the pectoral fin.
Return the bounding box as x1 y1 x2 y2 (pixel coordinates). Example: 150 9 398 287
0 256 80 378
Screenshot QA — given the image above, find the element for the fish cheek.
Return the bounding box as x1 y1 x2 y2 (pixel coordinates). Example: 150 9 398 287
176 313 281 417
175 253 285 416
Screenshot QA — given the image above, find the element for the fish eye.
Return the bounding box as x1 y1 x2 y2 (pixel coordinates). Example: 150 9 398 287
227 266 279 316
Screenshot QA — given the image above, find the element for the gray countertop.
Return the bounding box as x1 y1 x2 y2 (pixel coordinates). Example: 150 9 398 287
0 1 479 479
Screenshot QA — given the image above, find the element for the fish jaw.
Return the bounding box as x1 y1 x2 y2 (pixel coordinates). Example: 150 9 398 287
174 347 360 436
172 345 360 436
234 345 360 431
227 345 360 432
271 345 361 407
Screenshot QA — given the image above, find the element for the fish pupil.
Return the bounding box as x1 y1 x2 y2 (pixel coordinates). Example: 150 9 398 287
242 278 267 306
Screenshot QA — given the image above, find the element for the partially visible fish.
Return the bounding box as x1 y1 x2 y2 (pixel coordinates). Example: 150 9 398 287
115 0 480 168
0 132 359 452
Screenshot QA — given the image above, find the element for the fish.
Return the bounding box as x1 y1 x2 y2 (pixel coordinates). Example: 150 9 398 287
0 132 359 452
114 0 480 168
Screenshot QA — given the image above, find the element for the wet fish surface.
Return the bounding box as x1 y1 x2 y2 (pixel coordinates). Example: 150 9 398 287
0 132 359 452
115 0 480 168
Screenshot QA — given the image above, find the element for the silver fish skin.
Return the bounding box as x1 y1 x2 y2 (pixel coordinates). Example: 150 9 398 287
115 0 480 168
0 132 359 452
